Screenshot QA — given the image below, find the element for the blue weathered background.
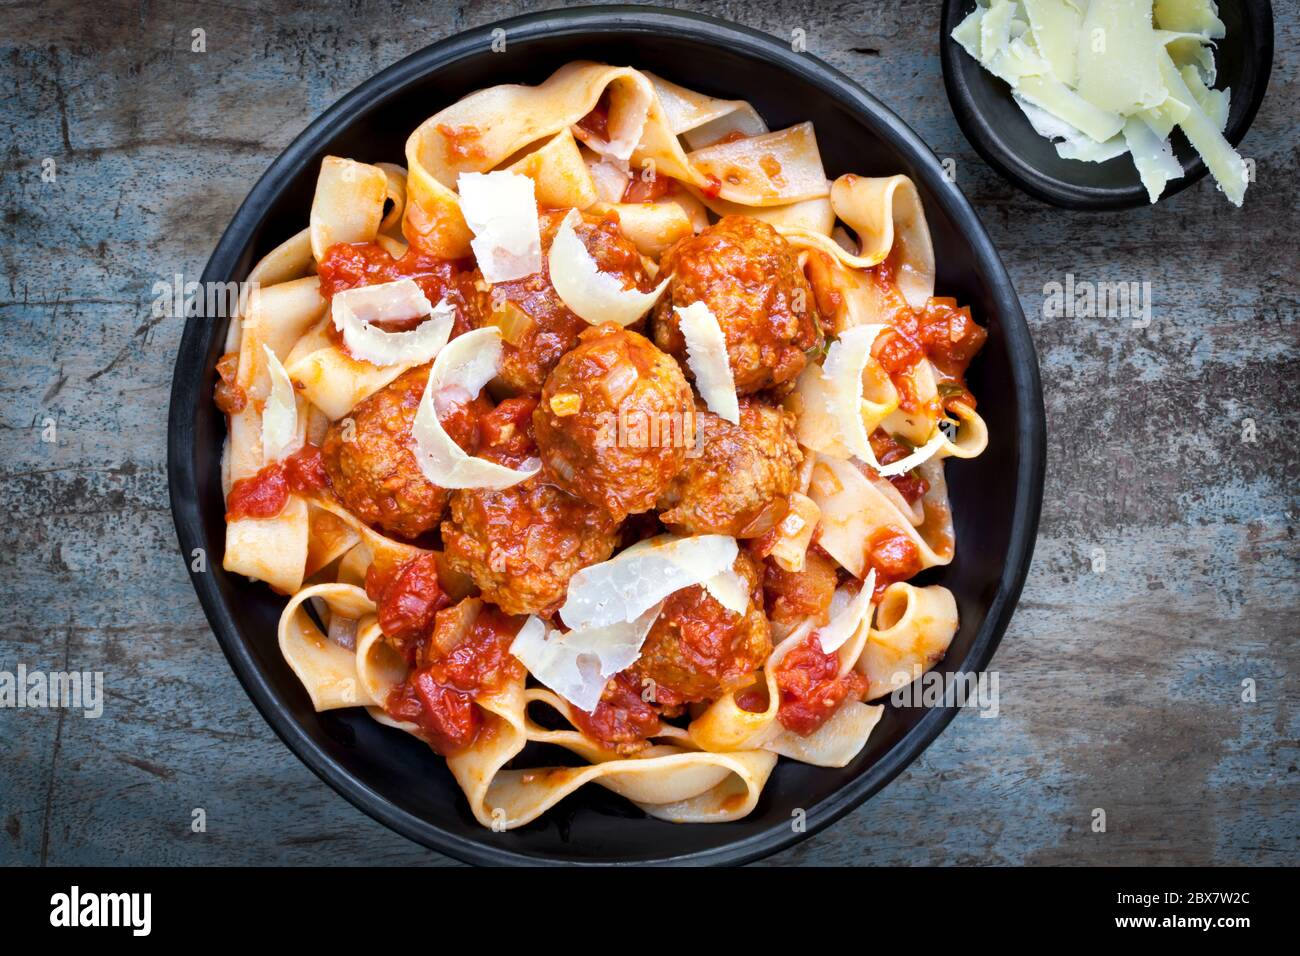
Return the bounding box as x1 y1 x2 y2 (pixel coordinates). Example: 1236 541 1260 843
0 0 1296 865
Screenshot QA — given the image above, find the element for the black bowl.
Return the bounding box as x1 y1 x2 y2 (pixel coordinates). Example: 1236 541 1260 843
940 0 1274 210
168 5 1045 866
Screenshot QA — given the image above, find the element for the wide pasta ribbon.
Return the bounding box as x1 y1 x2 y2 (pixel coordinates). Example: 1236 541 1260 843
453 686 776 827
689 617 885 769
402 62 830 257
809 454 956 579
781 174 935 309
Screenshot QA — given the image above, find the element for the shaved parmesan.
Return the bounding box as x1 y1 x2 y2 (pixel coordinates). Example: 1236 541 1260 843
1057 135 1130 163
1014 94 1128 163
702 566 751 616
548 208 669 326
951 6 984 60
457 171 542 283
822 324 889 462
951 0 1244 205
1014 94 1084 142
261 344 299 464
411 327 541 489
1163 32 1217 86
1076 0 1166 114
1023 0 1083 86
871 429 948 479
1156 48 1246 206
1154 0 1225 39
1016 74 1124 143
588 157 632 203
676 302 739 424
979 0 1015 62
1180 66 1229 131
559 534 740 630
330 278 453 366
511 604 663 713
1122 117 1183 204
1136 88 1192 140
817 571 877 654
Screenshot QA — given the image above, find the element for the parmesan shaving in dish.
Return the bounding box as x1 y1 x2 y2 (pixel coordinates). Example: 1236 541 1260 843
951 0 1246 205
872 430 949 479
548 208 669 326
330 278 454 367
816 571 878 654
676 301 740 425
558 534 741 631
700 565 752 616
510 604 664 713
456 171 543 282
1154 0 1225 38
261 344 300 464
411 327 541 489
822 324 889 462
1076 0 1166 113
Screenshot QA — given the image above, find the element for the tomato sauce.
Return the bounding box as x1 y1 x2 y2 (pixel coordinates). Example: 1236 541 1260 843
622 173 675 204
918 297 986 410
746 632 868 736
225 444 330 521
283 443 329 493
869 429 930 505
865 526 923 599
477 395 538 468
436 123 486 163
365 552 450 662
866 250 986 414
576 91 611 142
762 547 837 631
317 242 484 338
226 466 288 521
568 671 661 753
759 153 784 184
383 604 524 756
701 173 723 199
213 352 246 415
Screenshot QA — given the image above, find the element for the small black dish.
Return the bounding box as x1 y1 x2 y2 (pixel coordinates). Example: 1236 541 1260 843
168 5 1046 865
940 0 1274 210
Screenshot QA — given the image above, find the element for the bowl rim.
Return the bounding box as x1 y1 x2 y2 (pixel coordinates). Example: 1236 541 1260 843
167 3 1046 866
939 0 1275 211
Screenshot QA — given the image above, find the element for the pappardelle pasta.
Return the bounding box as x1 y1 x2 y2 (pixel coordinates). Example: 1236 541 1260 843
214 62 989 828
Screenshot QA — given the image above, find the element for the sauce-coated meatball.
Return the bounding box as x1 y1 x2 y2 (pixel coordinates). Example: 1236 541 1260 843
442 479 620 617
657 398 802 538
633 550 771 704
480 209 650 395
441 396 622 616
534 323 692 519
320 367 479 540
652 215 821 394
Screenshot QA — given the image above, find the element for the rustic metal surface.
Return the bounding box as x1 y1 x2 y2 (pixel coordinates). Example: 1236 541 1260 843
1 0 1295 866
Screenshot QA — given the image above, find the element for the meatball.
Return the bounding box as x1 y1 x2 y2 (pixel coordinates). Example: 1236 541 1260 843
657 398 802 538
321 367 480 540
442 394 621 616
442 478 620 616
567 671 662 755
651 215 822 394
534 323 692 519
480 208 651 395
633 550 771 704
